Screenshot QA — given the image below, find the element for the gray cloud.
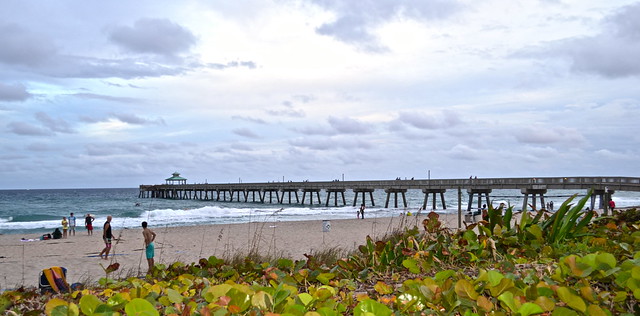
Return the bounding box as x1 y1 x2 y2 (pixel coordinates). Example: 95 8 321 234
7 121 51 136
0 22 193 79
231 115 268 124
80 113 165 126
311 0 462 51
327 116 371 134
0 82 31 101
397 110 462 130
72 93 141 103
514 126 585 145
109 18 197 57
265 102 306 117
207 61 257 70
232 128 260 139
110 113 166 126
518 3 640 78
0 23 57 67
35 112 75 134
289 136 372 150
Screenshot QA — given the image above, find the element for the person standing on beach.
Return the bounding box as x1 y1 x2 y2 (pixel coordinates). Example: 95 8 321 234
99 216 116 260
61 217 68 238
359 204 365 219
609 199 616 212
85 214 95 235
141 221 157 272
69 213 76 236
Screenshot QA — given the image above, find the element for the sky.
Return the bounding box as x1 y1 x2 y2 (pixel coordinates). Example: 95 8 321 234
1 0 640 189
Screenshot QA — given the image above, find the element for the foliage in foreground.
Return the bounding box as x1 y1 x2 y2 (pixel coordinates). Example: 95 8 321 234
2 193 640 315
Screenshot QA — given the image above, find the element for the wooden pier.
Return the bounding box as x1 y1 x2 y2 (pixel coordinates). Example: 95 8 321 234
140 176 640 213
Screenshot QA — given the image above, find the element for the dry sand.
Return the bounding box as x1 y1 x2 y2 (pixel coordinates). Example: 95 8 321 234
0 213 465 289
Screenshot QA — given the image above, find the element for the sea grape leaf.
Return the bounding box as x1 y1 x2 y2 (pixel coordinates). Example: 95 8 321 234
106 293 127 309
632 266 640 280
79 295 102 315
596 252 617 270
434 270 455 282
551 306 579 316
205 284 232 302
297 293 314 307
402 258 420 274
517 302 544 316
124 298 158 316
557 287 586 312
454 279 479 300
497 291 517 312
317 272 335 285
374 281 394 295
45 298 71 316
534 295 555 311
586 304 608 316
51 304 79 316
227 288 251 312
353 298 392 316
166 288 183 304
316 306 339 316
487 270 505 287
476 296 493 312
490 278 514 297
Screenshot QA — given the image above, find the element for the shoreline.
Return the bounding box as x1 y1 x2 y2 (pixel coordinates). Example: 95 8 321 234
0 214 447 290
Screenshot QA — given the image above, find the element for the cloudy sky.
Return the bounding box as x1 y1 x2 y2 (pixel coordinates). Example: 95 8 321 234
1 0 639 189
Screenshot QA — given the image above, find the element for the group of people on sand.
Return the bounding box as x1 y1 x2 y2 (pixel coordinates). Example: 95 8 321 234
54 213 96 239
51 212 158 272
96 215 157 272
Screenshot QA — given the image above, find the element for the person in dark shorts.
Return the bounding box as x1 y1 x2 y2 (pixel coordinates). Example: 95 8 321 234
99 216 117 260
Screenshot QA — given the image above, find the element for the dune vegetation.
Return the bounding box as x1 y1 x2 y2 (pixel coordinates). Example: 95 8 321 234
1 193 639 315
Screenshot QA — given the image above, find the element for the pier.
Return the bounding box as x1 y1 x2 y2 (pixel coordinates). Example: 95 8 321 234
140 176 640 214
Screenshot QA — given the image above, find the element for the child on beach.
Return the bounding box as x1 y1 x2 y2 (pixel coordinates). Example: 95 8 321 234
61 217 68 238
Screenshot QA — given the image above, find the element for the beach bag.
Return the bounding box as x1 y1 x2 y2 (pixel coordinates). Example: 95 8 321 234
39 266 69 294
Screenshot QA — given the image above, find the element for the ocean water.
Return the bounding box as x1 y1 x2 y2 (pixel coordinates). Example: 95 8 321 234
1 187 639 235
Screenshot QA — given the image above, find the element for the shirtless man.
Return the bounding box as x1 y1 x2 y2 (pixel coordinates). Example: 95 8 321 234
142 221 157 272
99 216 117 259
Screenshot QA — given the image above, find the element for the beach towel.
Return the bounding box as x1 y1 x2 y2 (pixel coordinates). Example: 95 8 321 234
39 266 69 293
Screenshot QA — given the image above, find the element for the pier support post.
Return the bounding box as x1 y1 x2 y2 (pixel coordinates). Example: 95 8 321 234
422 189 447 210
521 187 547 212
467 188 492 214
301 189 322 205
384 189 408 208
325 189 346 206
591 189 615 215
353 188 375 207
280 189 299 204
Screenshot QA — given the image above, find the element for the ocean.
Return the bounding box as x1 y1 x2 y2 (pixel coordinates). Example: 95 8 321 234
1 187 639 235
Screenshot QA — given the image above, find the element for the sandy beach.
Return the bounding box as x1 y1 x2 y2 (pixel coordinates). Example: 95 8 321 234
0 213 466 289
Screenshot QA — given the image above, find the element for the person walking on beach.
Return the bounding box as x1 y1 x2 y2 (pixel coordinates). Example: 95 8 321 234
61 217 68 238
141 221 157 273
359 204 365 219
69 212 76 236
85 214 95 235
609 199 616 212
99 216 117 260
